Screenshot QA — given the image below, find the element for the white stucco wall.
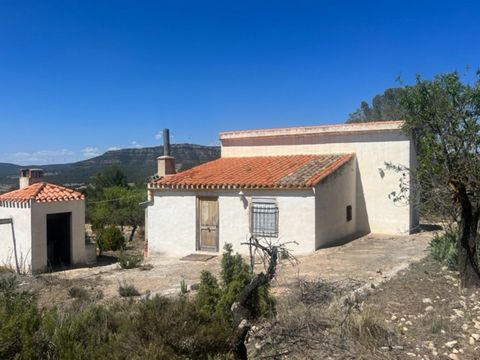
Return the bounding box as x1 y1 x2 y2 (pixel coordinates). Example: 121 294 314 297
0 203 32 273
147 192 197 256
147 189 316 257
221 130 415 234
315 157 359 248
31 200 86 272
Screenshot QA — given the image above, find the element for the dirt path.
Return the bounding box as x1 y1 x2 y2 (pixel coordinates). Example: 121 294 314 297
35 232 432 307
274 232 431 293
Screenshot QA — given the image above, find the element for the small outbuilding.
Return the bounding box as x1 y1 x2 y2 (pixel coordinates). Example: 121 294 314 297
0 169 93 273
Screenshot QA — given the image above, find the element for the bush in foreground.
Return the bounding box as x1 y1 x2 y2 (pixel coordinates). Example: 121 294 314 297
430 230 458 269
0 277 231 359
118 251 143 269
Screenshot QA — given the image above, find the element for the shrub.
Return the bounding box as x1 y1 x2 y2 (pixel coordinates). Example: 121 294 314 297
96 226 125 254
197 244 275 319
118 282 140 297
180 279 188 294
118 295 231 359
68 286 90 300
0 277 233 359
430 230 458 269
51 304 119 359
0 277 53 359
345 307 395 349
118 251 143 269
197 271 221 313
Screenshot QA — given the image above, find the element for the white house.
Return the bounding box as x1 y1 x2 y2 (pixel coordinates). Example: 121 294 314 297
0 169 94 273
146 121 417 257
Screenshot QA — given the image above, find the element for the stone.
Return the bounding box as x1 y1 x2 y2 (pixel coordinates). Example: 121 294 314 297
453 309 464 317
425 306 435 312
462 324 469 331
406 352 416 357
469 337 475 345
391 315 398 321
472 333 480 341
445 340 458 348
406 320 413 326
448 354 459 360
423 298 433 304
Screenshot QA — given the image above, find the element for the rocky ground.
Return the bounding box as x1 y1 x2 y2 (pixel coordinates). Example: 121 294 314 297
2 231 480 359
249 256 480 360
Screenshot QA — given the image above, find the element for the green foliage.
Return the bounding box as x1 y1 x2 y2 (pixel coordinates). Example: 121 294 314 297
0 279 231 359
197 244 275 319
0 277 54 360
89 165 128 195
68 286 90 300
118 282 140 297
118 295 230 359
179 279 188 294
430 231 458 269
89 184 146 243
197 271 221 313
118 251 143 269
400 71 480 285
347 87 407 123
96 226 125 254
51 304 119 359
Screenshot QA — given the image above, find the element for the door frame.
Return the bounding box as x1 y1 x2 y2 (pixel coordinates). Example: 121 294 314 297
46 212 72 267
196 196 219 252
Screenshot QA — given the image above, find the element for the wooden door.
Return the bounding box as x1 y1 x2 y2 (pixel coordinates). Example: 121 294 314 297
197 197 219 252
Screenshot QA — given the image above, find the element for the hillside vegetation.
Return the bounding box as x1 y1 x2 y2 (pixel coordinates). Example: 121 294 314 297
0 144 220 190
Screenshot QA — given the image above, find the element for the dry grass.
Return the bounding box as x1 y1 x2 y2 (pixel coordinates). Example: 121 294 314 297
344 306 395 349
249 278 397 359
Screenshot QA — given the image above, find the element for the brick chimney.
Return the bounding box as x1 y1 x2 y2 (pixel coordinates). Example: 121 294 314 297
19 169 44 189
157 129 176 177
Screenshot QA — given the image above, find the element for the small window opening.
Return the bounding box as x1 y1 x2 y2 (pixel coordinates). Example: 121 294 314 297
346 205 353 222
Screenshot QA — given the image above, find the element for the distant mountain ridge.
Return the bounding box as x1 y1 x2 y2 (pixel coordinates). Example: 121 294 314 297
0 144 220 191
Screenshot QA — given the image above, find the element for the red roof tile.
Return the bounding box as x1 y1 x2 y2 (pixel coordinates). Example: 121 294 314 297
150 154 353 190
0 182 85 203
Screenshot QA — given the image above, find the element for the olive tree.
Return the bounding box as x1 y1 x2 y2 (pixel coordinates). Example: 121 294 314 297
401 71 480 287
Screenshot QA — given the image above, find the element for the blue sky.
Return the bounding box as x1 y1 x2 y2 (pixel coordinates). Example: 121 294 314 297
0 0 479 165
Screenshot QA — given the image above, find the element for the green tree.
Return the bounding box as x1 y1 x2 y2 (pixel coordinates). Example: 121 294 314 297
347 87 407 123
90 186 145 242
400 71 480 287
88 166 128 198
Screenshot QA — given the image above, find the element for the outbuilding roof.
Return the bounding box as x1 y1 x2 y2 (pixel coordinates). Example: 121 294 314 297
0 182 85 203
149 154 353 190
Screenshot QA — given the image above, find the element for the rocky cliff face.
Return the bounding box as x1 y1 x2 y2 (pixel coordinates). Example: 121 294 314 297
0 144 220 190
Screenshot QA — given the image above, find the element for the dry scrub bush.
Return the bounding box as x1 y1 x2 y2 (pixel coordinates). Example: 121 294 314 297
343 306 395 349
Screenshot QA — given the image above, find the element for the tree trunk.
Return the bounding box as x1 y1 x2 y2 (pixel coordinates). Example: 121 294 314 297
230 244 278 359
457 192 480 288
129 224 137 242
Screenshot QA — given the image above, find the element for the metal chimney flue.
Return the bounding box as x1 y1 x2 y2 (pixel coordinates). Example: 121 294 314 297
157 128 176 177
163 128 171 156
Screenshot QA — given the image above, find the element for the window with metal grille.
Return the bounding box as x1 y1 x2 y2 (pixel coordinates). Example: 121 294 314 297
250 198 279 237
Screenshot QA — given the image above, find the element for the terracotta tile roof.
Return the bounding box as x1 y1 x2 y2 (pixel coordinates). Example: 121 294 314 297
0 182 85 203
150 154 353 190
